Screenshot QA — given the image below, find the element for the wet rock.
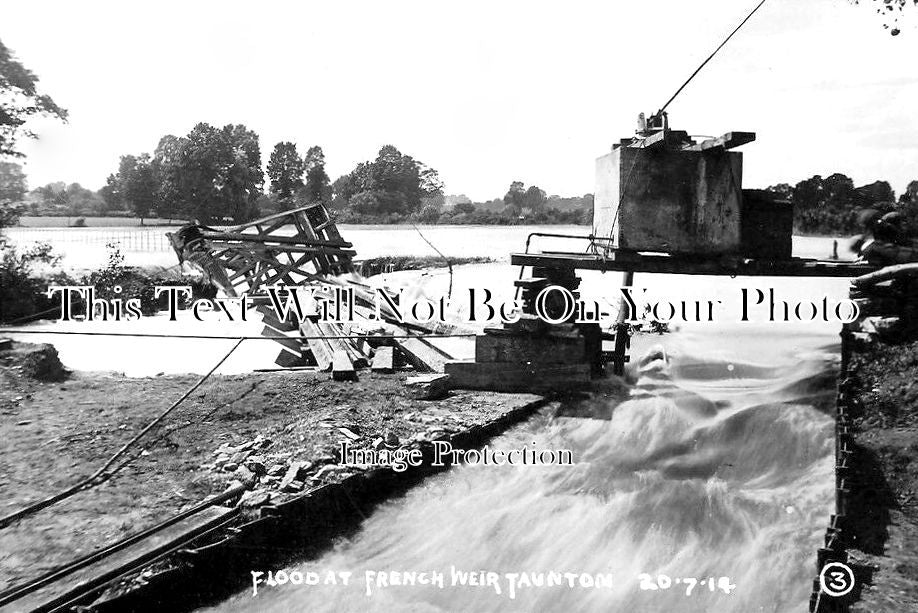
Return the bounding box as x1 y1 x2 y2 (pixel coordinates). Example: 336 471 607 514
238 490 272 508
245 456 267 475
314 464 349 482
283 480 304 493
234 465 258 488
230 450 251 464
279 462 304 491
406 374 451 400
425 428 449 440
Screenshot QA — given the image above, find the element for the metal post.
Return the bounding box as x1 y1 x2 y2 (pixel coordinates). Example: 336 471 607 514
612 270 635 376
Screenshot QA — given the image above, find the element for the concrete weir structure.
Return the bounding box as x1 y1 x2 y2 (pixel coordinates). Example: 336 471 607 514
593 129 747 254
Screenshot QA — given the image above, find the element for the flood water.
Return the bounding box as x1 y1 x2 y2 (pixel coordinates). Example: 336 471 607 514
178 231 839 613
202 326 836 613
6 225 843 611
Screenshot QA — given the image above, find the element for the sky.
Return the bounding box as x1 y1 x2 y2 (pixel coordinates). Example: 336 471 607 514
3 0 918 200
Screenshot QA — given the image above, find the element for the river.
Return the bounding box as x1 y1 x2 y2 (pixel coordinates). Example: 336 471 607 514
145 228 842 613
5 225 842 611
200 325 836 612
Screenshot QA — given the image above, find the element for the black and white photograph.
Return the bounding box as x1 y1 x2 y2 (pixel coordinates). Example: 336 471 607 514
1 1 917 611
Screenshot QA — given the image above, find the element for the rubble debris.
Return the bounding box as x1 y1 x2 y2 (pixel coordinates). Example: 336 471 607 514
850 263 918 341
338 427 361 441
279 462 304 492
0 342 68 382
406 374 451 400
238 490 271 509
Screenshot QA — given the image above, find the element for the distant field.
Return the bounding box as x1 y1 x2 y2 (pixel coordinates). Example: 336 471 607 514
16 216 185 228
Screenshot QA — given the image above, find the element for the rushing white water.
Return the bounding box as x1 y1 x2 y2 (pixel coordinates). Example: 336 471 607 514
5 225 842 610
196 234 842 613
204 327 835 613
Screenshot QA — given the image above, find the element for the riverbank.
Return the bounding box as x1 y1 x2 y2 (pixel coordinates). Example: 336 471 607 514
0 340 542 598
844 337 918 611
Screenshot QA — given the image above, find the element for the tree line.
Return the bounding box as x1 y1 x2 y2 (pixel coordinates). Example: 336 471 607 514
766 174 918 235
2 138 594 225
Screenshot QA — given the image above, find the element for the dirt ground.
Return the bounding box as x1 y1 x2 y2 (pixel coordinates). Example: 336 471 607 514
846 338 918 611
0 341 540 592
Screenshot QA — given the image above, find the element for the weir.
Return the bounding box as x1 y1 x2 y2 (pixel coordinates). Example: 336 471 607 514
4 120 900 613
448 116 878 390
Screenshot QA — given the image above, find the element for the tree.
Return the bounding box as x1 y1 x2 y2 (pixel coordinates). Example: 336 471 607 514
0 40 68 157
899 180 918 205
218 124 263 223
302 145 331 205
267 142 304 201
765 183 793 200
143 122 263 224
114 154 159 223
0 161 26 202
523 185 547 212
454 201 476 216
503 181 526 215
853 180 895 207
851 0 918 35
98 181 119 214
332 146 443 219
152 134 184 220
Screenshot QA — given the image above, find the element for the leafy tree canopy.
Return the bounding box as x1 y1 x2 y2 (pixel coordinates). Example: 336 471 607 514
0 40 67 157
267 141 305 201
332 145 442 219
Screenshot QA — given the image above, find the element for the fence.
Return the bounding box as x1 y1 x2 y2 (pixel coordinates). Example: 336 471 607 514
6 228 175 252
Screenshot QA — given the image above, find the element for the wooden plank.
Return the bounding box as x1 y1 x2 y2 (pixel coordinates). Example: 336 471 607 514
370 346 394 373
299 318 334 370
274 346 308 368
202 232 352 249
332 350 357 381
851 262 918 288
393 336 452 373
8 506 238 613
256 305 299 332
510 252 876 278
689 131 756 151
634 129 690 149
316 322 369 368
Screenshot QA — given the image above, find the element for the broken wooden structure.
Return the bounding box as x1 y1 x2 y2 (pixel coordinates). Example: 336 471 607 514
848 262 918 341
167 204 467 380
